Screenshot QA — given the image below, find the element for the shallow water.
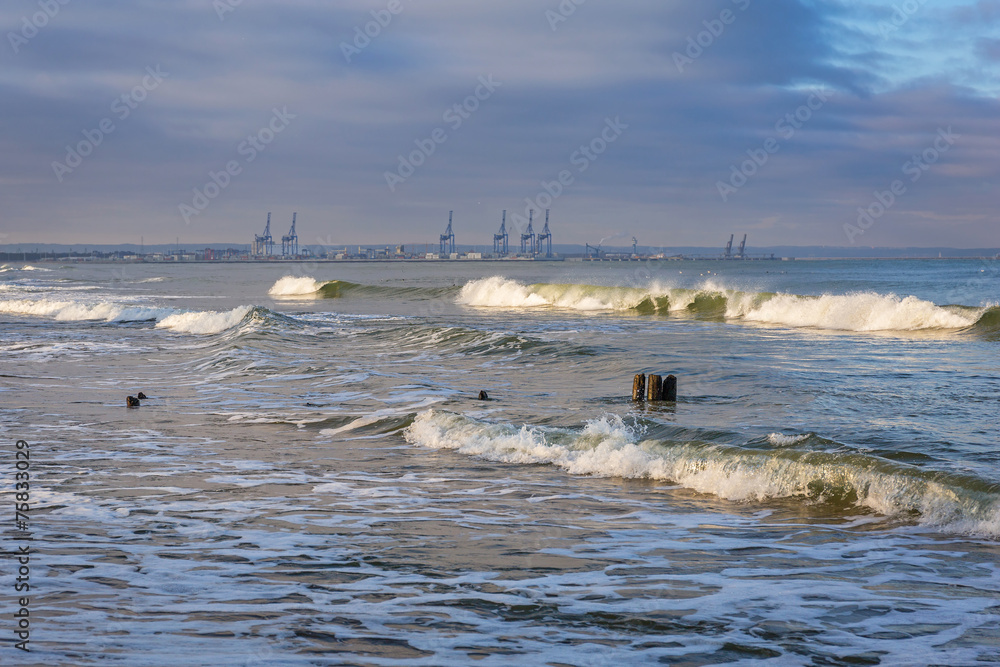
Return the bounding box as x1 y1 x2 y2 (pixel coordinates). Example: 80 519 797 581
1 258 998 665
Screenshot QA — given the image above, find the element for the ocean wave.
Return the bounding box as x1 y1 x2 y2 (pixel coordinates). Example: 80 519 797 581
405 410 1000 538
364 323 598 359
456 277 993 333
267 275 457 301
767 432 811 446
0 297 179 323
735 292 982 331
156 306 253 334
0 264 50 273
0 295 261 335
268 275 325 296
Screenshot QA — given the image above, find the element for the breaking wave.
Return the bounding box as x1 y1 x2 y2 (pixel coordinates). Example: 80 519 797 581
268 276 325 296
156 306 254 334
456 277 995 333
0 295 264 335
405 410 1000 538
267 276 455 300
0 297 182 323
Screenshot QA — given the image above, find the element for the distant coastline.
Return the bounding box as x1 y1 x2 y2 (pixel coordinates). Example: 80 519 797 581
2 244 998 263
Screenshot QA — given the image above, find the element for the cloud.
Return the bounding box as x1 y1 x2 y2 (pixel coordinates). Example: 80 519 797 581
0 0 997 247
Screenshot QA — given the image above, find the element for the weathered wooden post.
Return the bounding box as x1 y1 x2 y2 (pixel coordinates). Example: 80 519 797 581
647 374 663 401
632 374 646 402
664 375 677 402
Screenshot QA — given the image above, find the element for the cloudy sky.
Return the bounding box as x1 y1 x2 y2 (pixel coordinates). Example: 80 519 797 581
1 0 998 248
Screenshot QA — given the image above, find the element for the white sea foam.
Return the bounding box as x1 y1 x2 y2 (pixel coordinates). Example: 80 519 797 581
457 276 551 308
458 276 731 311
0 295 251 334
268 275 323 296
738 292 980 331
0 297 176 322
768 432 811 446
456 277 985 332
405 410 1000 538
155 306 252 334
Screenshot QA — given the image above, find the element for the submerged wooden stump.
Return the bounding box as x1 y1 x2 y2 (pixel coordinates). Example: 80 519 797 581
664 375 677 402
647 374 663 401
632 374 646 402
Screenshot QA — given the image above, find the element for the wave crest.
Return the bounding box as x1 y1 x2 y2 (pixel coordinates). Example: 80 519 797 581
156 306 253 334
456 277 990 333
268 276 324 296
0 295 255 335
405 410 1000 538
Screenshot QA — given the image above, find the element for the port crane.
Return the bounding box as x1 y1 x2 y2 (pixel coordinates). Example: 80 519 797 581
281 212 298 256
254 212 274 256
493 210 509 257
520 209 536 255
536 209 553 257
439 211 455 256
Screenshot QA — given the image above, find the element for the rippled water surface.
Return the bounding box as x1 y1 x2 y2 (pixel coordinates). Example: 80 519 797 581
1 259 999 665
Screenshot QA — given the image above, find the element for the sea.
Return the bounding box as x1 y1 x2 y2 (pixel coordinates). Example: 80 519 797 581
1 257 998 666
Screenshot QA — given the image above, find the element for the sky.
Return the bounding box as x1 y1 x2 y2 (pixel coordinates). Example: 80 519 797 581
1 0 998 249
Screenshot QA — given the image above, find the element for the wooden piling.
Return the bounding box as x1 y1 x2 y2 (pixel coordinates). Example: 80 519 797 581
664 375 677 402
632 374 646 402
647 374 663 401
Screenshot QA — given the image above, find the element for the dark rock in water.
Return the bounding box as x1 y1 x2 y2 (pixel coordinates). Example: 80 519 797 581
137 392 147 400
478 390 489 400
127 396 140 408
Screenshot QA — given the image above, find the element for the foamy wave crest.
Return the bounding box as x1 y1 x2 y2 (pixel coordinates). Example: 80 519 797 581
457 277 988 333
405 410 1000 538
738 292 981 331
458 276 552 308
458 276 676 311
156 306 253 334
0 296 253 334
768 433 811 446
268 275 324 296
0 297 178 322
